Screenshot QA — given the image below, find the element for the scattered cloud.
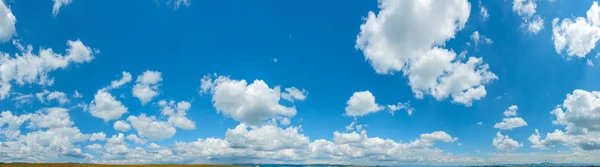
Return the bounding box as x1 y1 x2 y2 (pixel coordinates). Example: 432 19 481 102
52 0 73 16
132 70 162 105
513 0 544 34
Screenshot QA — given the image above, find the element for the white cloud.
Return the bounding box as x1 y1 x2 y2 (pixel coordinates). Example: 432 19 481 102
89 132 106 142
200 74 297 125
73 90 82 98
11 93 33 107
36 90 70 105
0 40 95 99
494 117 528 130
113 120 131 132
108 71 132 89
345 91 383 117
127 114 176 141
588 59 595 67
503 105 519 117
471 31 493 46
355 0 497 106
52 0 73 16
168 0 191 9
479 1 489 21
387 101 414 115
159 100 196 130
420 131 458 143
126 134 146 145
88 89 128 122
532 89 600 151
225 124 310 151
0 108 96 161
281 87 308 102
513 0 544 34
0 0 16 42
132 70 162 105
552 2 600 58
477 122 483 125
149 143 161 149
492 131 522 152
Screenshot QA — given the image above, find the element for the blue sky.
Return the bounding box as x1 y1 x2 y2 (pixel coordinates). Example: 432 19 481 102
2 0 600 165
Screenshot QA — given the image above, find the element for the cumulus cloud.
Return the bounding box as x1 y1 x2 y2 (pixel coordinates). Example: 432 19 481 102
281 87 308 102
0 108 98 161
158 100 195 130
513 0 544 34
552 1 600 58
345 91 383 117
36 90 70 105
492 131 522 152
200 74 298 125
126 134 146 145
113 120 131 132
531 89 600 151
132 70 162 105
52 0 73 16
355 0 497 106
0 0 16 42
494 105 527 130
127 114 176 141
503 105 519 117
494 117 528 130
0 40 95 99
88 89 128 122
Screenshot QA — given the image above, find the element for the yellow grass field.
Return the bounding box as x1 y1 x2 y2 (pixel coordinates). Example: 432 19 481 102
0 164 248 167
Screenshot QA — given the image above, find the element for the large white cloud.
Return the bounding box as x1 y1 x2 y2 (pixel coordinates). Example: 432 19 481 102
0 108 99 161
127 114 176 141
132 70 162 105
355 0 497 106
0 40 95 99
345 91 383 117
531 89 600 151
513 0 544 34
88 89 128 122
492 131 522 152
200 74 298 125
0 0 16 42
552 1 600 58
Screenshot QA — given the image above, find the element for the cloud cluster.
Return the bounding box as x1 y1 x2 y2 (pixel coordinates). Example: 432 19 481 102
513 0 544 34
494 105 528 130
133 70 162 105
530 89 600 151
355 0 497 106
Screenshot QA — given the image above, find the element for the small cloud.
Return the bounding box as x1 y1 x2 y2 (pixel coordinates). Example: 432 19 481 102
273 58 278 63
477 122 483 126
496 96 502 100
587 59 594 67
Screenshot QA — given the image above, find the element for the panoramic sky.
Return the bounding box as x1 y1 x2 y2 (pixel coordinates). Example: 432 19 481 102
1 0 600 165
